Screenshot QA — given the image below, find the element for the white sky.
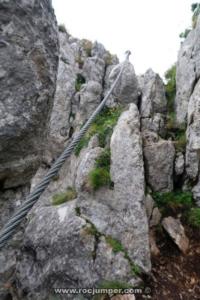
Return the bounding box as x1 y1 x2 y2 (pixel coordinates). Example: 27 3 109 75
52 0 194 78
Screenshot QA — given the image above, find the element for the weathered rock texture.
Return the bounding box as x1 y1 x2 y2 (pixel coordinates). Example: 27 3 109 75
175 16 200 125
2 3 200 300
0 0 59 188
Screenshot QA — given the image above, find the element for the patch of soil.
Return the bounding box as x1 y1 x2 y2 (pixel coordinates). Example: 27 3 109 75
137 222 200 300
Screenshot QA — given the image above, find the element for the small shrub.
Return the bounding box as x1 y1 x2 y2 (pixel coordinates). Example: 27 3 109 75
105 236 124 253
75 107 123 155
179 28 191 39
58 24 67 33
89 168 111 191
52 187 77 205
165 64 176 114
95 149 111 170
152 191 193 213
74 136 89 156
105 51 114 66
82 39 93 57
75 207 81 216
75 74 86 91
131 264 141 276
188 207 200 227
174 130 187 152
75 55 84 69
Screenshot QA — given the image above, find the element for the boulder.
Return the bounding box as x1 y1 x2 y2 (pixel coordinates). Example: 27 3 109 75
0 0 59 188
139 69 167 137
162 217 189 254
144 140 175 192
106 61 139 105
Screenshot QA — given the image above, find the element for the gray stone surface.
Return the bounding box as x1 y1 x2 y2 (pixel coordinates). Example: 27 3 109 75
185 78 200 180
48 31 77 157
192 177 200 207
139 69 167 137
106 61 139 105
175 17 200 125
175 152 185 176
144 139 175 192
0 0 59 188
162 217 189 254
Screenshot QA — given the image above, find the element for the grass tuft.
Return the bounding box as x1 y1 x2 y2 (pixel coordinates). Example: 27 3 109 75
188 207 200 227
75 106 123 156
88 149 111 191
52 187 77 206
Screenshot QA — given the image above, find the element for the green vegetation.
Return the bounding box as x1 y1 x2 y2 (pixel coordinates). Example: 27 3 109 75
188 207 200 227
52 187 77 205
152 191 193 213
192 3 200 28
105 236 124 253
105 52 114 66
75 106 123 156
179 3 200 39
75 74 86 91
164 65 187 152
88 149 111 190
75 206 81 216
58 24 68 33
105 235 141 276
82 39 93 57
165 64 176 114
179 28 191 39
75 55 84 69
84 223 101 237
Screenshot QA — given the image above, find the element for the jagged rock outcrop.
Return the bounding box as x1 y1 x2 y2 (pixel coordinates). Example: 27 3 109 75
175 16 200 125
144 139 175 192
139 69 167 137
3 3 200 299
14 104 150 299
0 0 59 188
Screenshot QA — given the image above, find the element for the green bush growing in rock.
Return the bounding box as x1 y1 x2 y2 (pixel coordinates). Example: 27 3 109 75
188 207 200 227
75 106 123 155
179 28 191 39
88 149 111 190
58 24 68 33
179 3 200 39
192 3 200 28
81 39 93 57
75 73 86 91
52 187 77 205
165 64 176 115
152 191 193 212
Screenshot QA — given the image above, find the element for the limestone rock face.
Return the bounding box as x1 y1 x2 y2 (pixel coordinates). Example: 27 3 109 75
13 104 151 299
175 152 185 176
144 140 175 192
110 104 151 272
185 78 200 180
139 69 167 137
106 61 139 105
48 31 77 156
0 0 59 188
175 16 200 125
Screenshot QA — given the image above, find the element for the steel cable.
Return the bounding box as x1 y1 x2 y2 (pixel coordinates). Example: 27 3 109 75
0 51 131 249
